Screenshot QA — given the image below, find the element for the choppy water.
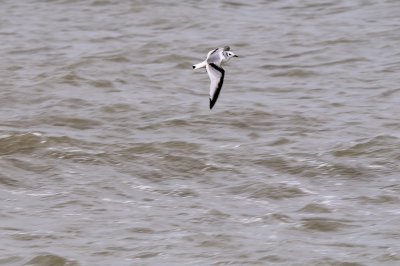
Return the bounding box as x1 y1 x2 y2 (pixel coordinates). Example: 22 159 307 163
1 0 400 265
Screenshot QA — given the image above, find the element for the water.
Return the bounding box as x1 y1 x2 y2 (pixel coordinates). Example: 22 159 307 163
1 0 400 265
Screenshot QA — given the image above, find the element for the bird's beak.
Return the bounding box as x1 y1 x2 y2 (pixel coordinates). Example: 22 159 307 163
233 55 239 57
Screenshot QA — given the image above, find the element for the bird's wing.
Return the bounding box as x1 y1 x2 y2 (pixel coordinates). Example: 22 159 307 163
206 63 225 110
207 48 222 65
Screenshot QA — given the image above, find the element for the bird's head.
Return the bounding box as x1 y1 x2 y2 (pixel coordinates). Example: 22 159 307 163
223 51 239 61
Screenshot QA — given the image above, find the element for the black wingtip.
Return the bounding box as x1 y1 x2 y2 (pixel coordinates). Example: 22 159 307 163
208 63 225 111
210 98 216 110
192 65 195 69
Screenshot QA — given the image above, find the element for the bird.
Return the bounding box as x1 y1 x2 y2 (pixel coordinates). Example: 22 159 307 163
192 46 238 109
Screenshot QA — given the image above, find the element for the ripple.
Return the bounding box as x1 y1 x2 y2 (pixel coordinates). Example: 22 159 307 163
332 135 400 158
88 79 114 88
0 256 22 265
0 175 20 187
40 116 102 130
356 195 400 204
298 203 332 213
58 73 88 86
270 68 318 77
133 252 159 259
301 217 355 232
0 132 45 156
227 182 309 200
24 254 80 266
255 153 376 179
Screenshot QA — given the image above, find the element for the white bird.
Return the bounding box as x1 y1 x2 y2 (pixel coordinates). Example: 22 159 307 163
192 46 238 109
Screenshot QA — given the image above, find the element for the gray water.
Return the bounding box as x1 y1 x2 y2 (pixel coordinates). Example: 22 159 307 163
1 0 400 265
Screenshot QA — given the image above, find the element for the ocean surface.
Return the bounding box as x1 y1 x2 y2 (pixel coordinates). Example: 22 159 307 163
1 0 400 265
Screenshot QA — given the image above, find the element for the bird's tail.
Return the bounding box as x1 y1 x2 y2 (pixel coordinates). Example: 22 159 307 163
192 61 206 70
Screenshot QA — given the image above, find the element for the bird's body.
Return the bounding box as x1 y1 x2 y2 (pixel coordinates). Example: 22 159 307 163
192 46 238 109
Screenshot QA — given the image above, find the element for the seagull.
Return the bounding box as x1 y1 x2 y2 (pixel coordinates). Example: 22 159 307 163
192 46 238 109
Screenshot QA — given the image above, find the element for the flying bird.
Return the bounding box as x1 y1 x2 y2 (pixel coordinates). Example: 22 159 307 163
192 46 238 109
